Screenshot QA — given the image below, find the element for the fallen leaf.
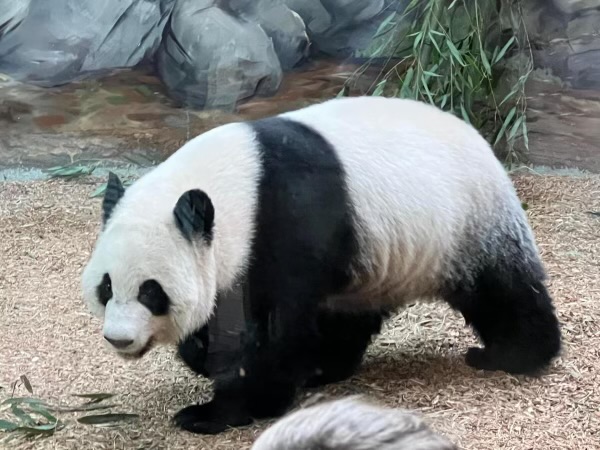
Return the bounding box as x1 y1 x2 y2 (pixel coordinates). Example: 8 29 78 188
77 413 139 427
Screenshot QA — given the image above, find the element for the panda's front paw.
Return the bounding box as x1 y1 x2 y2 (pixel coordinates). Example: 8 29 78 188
173 401 253 435
465 347 492 370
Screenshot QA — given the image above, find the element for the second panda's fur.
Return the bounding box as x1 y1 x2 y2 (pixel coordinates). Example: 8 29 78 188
81 96 561 435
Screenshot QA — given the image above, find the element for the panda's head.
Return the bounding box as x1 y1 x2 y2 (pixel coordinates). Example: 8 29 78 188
81 172 218 359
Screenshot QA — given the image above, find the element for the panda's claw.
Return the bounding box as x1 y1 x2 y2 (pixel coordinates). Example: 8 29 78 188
173 402 253 435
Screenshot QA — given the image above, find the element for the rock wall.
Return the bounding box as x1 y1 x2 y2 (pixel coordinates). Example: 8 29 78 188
523 0 600 89
0 0 175 87
0 0 394 109
516 0 600 172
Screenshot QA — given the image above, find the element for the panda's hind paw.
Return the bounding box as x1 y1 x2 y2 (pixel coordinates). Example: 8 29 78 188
465 346 550 376
173 401 253 435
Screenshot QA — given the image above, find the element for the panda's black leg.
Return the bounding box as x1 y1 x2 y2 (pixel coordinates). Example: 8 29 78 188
445 267 561 376
177 325 209 377
304 309 386 388
173 288 322 435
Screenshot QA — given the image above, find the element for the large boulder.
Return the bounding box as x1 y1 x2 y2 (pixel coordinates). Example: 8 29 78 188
156 0 283 110
284 0 389 56
245 1 310 70
0 0 174 87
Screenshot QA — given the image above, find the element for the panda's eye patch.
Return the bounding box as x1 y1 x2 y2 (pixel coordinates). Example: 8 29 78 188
97 273 112 306
138 280 170 316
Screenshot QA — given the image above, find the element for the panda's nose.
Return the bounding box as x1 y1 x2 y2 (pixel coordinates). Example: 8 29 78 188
104 336 134 349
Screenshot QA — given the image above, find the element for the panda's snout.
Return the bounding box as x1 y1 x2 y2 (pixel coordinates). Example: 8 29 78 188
102 299 153 355
104 336 134 349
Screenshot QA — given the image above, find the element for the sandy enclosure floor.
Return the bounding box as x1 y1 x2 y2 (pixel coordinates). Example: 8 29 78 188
1 172 599 450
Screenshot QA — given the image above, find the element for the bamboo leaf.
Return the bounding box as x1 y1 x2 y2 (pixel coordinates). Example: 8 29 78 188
73 393 116 404
400 67 415 98
77 413 139 427
20 375 33 394
49 403 118 413
413 31 424 50
428 32 443 55
499 84 520 107
493 36 516 64
90 183 107 198
508 114 525 140
373 12 396 39
1 397 46 406
440 94 450 109
479 42 492 76
46 165 95 179
90 179 131 198
494 106 517 146
24 424 59 431
492 45 499 64
421 74 435 104
13 423 61 436
460 103 471 124
0 420 18 431
29 404 58 423
423 70 442 78
372 79 387 96
11 404 35 426
446 38 466 66
522 118 529 150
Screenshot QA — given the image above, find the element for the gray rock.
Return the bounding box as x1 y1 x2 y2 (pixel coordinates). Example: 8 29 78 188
284 0 332 36
529 4 600 90
245 2 310 70
156 0 283 110
213 0 309 70
0 0 174 87
0 0 30 36
566 11 600 89
284 0 388 56
551 0 600 15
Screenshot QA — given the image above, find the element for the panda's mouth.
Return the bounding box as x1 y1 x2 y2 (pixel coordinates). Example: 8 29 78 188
118 337 155 360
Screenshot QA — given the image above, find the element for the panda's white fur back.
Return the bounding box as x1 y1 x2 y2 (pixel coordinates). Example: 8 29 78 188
278 97 537 310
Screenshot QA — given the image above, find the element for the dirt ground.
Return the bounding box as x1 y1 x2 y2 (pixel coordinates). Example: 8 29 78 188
1 171 599 450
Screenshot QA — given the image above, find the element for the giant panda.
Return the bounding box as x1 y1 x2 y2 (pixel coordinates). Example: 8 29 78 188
81 96 562 435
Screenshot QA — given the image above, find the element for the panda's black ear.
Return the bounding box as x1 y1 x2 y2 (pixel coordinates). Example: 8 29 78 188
102 171 125 224
173 189 215 243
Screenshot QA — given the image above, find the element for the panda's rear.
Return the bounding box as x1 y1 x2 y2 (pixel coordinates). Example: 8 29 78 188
272 97 540 312
232 97 559 377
